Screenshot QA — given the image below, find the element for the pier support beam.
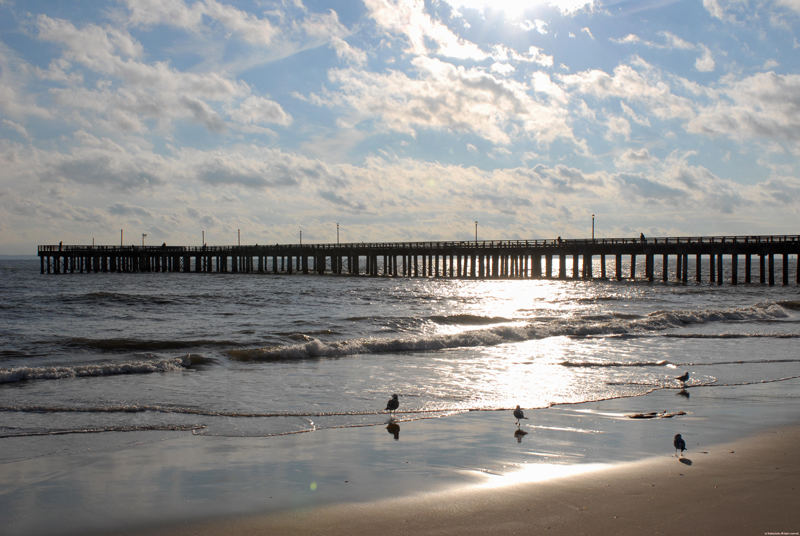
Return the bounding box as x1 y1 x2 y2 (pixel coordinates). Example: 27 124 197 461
745 254 751 283
782 254 789 285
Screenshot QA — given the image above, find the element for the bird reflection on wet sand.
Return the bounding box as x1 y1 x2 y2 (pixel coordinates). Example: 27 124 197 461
386 422 400 440
514 428 528 443
677 388 690 398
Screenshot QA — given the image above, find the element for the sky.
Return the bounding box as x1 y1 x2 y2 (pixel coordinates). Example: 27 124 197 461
1 0 799 253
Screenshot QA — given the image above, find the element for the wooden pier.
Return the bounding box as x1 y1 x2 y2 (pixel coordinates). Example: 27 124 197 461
38 235 800 285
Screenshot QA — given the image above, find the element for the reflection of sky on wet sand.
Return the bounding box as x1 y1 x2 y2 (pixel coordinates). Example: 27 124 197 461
4 380 800 535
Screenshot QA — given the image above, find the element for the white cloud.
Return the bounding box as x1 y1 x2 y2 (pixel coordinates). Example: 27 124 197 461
519 19 549 34
312 55 573 146
612 34 640 45
228 96 293 127
702 0 725 19
620 101 650 126
1 119 30 140
689 71 800 145
695 44 715 72
123 0 278 45
660 31 694 50
331 37 368 66
364 0 488 60
604 114 631 141
559 59 694 121
775 0 800 13
616 147 652 167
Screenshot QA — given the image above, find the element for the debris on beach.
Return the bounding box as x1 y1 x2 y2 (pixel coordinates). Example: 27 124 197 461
627 410 687 419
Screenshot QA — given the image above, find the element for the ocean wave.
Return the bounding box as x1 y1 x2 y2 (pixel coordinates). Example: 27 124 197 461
0 424 206 438
662 333 800 339
778 300 800 311
429 314 513 325
559 359 671 368
62 337 238 352
227 302 790 362
0 354 212 384
60 291 180 306
0 403 462 418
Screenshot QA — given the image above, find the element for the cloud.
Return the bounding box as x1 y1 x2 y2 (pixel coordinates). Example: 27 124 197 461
695 44 715 72
775 0 800 13
620 101 651 126
616 173 684 200
31 13 308 139
364 0 488 60
109 203 152 217
611 31 715 72
0 43 53 121
227 96 293 127
616 147 653 167
519 19 549 34
560 58 695 121
313 55 572 146
331 36 368 66
688 71 800 144
123 0 278 45
659 31 694 50
1 119 30 140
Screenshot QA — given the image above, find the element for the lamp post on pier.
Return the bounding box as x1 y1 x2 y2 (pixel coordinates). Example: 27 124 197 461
474 220 478 244
592 214 595 241
141 233 147 247
336 222 339 245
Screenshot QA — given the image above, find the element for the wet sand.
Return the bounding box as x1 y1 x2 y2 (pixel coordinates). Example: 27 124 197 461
5 384 799 536
127 425 800 536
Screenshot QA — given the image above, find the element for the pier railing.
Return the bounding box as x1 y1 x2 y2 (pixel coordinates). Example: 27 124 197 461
36 234 800 253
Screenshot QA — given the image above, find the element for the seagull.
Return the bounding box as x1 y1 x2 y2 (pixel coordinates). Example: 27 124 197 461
513 405 528 427
385 394 399 417
673 433 686 457
675 371 689 385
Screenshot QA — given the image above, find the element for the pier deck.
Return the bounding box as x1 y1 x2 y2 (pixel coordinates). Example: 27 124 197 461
38 235 800 285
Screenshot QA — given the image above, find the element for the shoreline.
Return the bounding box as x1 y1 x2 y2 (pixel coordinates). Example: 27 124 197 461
127 424 800 536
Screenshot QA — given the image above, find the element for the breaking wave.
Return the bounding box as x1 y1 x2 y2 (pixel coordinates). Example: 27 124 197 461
0 354 212 384
229 302 789 362
429 314 513 325
560 360 672 368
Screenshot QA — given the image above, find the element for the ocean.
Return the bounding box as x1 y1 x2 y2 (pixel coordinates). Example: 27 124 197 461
2 255 800 534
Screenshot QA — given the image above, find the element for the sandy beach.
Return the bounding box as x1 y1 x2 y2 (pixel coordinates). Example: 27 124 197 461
128 425 800 536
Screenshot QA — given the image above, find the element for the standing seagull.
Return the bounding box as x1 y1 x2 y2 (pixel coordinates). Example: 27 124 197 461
675 371 689 385
385 394 399 417
673 433 686 457
513 405 528 427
